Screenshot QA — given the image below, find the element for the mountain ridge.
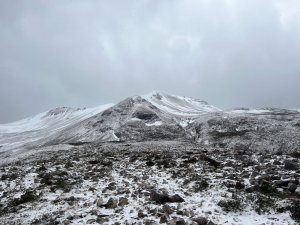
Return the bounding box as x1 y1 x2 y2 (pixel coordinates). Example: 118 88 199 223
0 91 300 160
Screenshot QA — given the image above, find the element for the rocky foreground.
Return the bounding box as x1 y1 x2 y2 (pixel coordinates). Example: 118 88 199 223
0 141 299 225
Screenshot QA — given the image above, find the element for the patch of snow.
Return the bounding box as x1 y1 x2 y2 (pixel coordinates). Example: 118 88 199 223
231 109 271 114
145 121 163 126
180 121 189 127
179 119 194 127
112 131 120 141
23 173 38 189
130 117 141 121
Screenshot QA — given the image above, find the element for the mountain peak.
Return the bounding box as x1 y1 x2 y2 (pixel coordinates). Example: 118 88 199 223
142 91 221 116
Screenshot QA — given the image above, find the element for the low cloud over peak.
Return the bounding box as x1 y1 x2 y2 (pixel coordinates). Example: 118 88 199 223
1 0 300 122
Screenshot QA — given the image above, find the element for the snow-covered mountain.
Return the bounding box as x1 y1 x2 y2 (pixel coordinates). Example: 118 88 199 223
0 91 300 158
0 91 218 134
0 92 219 152
1 91 300 225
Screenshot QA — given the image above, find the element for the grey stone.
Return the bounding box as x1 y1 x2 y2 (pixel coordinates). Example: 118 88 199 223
192 217 208 225
288 182 298 192
118 197 129 206
105 198 118 209
162 204 174 215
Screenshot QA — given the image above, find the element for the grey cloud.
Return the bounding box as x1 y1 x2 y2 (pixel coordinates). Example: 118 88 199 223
0 0 300 122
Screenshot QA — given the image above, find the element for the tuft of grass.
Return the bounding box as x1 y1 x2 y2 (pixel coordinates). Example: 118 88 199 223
254 194 276 214
218 198 241 212
192 179 209 192
12 190 39 206
290 200 300 222
259 180 278 196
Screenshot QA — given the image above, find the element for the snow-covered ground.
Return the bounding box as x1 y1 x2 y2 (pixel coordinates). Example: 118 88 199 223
0 141 299 225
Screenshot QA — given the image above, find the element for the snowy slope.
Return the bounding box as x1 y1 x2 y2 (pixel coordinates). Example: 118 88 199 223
142 91 221 116
0 104 113 153
0 104 113 134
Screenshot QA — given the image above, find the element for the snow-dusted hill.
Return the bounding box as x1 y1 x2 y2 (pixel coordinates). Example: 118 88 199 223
0 105 113 133
0 92 221 155
0 91 300 159
0 104 113 154
0 92 300 225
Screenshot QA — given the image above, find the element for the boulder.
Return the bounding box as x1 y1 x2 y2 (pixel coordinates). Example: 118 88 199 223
118 197 129 206
162 204 174 215
171 194 185 203
150 190 184 204
192 217 208 225
160 214 168 223
105 198 118 209
288 182 298 193
96 198 104 207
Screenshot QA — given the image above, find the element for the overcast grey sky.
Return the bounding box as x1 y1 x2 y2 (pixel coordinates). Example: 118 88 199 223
1 0 300 123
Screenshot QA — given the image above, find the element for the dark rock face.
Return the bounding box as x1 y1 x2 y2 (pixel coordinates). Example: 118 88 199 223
132 106 159 121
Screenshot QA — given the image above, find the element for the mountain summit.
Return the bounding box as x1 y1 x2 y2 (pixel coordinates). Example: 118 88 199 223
142 91 221 116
